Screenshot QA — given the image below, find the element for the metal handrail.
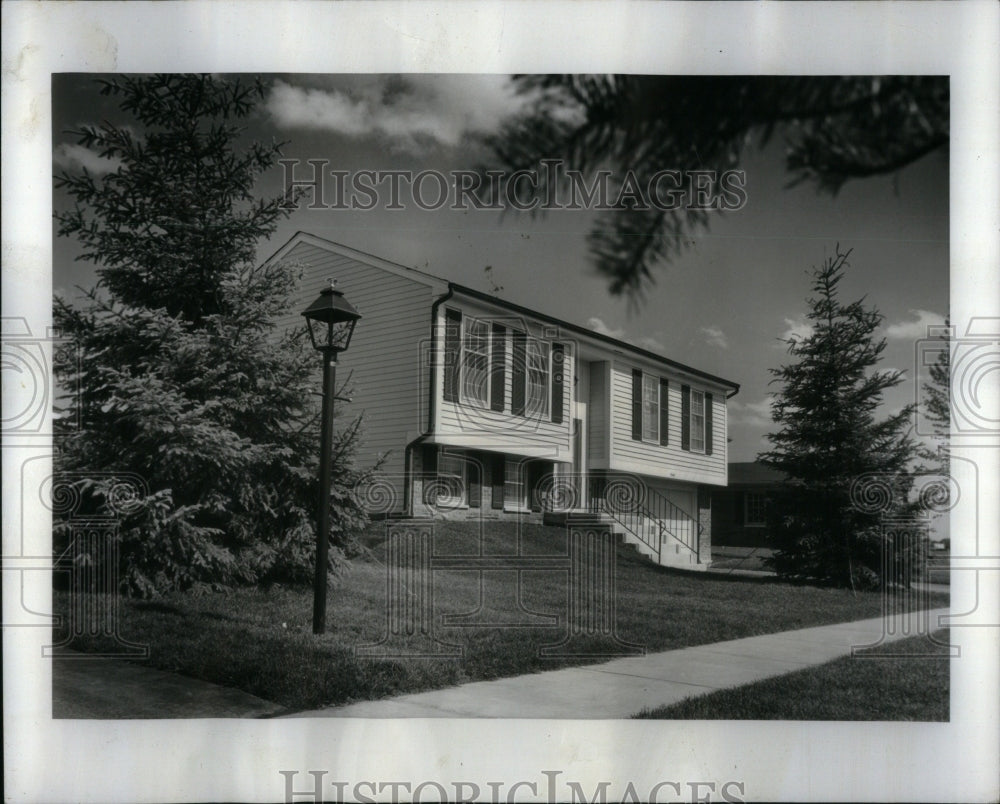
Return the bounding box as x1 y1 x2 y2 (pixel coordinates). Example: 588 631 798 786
587 477 699 561
591 495 659 555
645 484 699 559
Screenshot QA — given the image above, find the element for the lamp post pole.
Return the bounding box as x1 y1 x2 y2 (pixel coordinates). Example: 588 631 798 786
313 348 337 635
301 278 360 637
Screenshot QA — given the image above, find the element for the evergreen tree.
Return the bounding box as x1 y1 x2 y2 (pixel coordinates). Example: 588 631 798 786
484 76 948 301
54 75 371 596
919 321 951 473
759 247 921 589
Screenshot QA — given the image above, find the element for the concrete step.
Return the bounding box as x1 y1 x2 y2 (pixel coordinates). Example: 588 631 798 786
618 531 701 569
540 510 701 570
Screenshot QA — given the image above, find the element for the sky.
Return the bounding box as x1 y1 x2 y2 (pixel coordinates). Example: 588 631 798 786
52 73 949 462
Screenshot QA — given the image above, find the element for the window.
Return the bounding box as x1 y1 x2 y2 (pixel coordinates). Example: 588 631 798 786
526 339 550 417
745 492 767 527
690 389 706 452
437 452 466 507
642 373 659 442
633 370 668 446
462 318 490 406
504 458 526 509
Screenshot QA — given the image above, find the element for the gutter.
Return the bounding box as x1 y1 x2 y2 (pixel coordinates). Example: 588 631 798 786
427 286 455 434
448 282 740 394
403 286 454 515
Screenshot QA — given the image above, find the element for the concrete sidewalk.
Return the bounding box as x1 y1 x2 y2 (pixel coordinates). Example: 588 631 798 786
287 608 949 719
52 652 286 718
703 566 776 578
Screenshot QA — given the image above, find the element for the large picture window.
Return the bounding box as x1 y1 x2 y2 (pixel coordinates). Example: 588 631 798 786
690 389 706 452
526 339 550 417
461 318 490 406
642 373 659 442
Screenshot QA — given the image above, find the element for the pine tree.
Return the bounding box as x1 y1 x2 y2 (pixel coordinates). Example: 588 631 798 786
919 322 951 473
759 247 921 589
485 76 948 300
54 75 371 596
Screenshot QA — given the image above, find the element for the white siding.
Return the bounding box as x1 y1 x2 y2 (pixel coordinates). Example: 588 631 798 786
273 241 438 503
434 297 573 461
607 359 728 486
647 480 697 517
267 234 737 512
573 360 590 476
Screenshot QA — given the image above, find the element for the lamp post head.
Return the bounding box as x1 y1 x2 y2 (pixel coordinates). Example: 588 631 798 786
301 278 361 353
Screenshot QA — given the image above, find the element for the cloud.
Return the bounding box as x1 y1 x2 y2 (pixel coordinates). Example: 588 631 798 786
778 316 813 344
885 309 946 341
587 316 626 340
700 325 729 350
587 318 668 355
266 76 525 153
730 396 776 428
637 335 667 354
53 143 121 175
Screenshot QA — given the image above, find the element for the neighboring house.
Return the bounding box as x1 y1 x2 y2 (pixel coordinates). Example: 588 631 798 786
267 232 740 569
711 461 786 548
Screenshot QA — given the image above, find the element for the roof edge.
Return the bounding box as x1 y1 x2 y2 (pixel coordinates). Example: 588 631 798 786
264 231 447 291
449 283 740 393
261 233 739 394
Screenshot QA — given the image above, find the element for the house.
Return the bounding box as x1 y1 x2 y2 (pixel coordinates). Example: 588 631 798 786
268 232 740 570
711 461 786 548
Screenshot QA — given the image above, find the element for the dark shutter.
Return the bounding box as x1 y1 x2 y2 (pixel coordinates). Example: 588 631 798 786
511 331 527 416
659 377 669 446
423 444 438 474
705 392 713 455
529 462 545 513
491 453 505 509
422 445 438 505
551 343 564 424
631 369 643 441
443 309 462 403
681 384 691 451
467 456 481 508
490 323 506 412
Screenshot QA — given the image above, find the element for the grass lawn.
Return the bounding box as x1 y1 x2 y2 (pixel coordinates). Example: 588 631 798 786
53 521 949 713
635 630 951 721
926 547 950 585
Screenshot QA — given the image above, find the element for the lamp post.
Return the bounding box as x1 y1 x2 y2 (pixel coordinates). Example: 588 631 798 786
302 279 361 635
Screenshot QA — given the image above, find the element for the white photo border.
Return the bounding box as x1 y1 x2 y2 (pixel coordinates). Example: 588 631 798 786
3 2 998 802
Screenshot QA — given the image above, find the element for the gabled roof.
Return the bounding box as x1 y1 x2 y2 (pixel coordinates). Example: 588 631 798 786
268 231 740 395
265 231 446 290
728 461 786 485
